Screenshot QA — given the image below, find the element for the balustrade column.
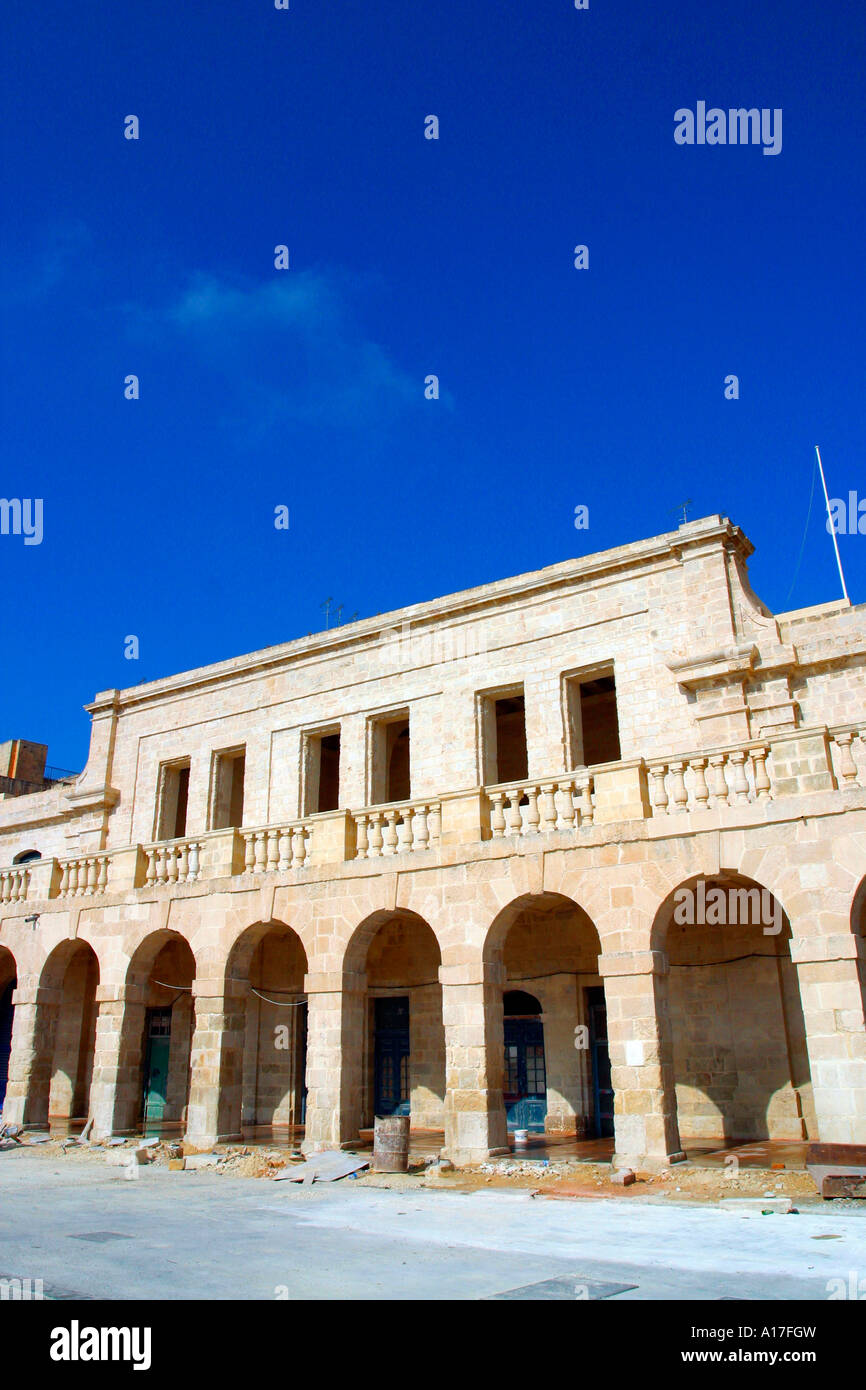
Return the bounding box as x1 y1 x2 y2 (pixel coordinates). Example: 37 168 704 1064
708 753 729 805
539 783 558 832
489 792 506 838
556 779 576 830
648 763 669 814
834 732 859 787
751 745 772 799
505 789 523 835
668 761 688 812
728 750 750 804
691 757 710 809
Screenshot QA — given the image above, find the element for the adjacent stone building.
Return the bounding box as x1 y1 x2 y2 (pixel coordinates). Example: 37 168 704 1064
1 515 864 1167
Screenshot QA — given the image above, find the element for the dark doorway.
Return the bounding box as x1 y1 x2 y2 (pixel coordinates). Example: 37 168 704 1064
297 1000 308 1123
0 978 15 1111
142 1007 172 1132
494 695 528 783
374 996 410 1116
587 986 614 1138
503 990 547 1132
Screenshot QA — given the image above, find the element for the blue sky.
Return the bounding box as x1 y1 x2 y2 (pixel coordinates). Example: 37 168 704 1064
2 0 864 769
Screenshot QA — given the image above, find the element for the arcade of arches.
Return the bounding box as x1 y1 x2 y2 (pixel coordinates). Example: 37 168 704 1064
1 872 865 1165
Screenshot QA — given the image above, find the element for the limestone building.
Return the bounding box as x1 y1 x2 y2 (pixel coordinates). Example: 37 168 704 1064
1 515 864 1167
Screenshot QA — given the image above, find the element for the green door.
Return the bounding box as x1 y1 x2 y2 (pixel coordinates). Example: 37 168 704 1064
143 1007 172 1133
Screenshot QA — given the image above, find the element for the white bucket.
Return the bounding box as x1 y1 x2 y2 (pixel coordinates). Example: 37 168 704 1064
513 1129 529 1146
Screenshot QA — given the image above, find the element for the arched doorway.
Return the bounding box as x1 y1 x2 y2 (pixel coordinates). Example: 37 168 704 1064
346 911 445 1135
0 947 17 1114
654 874 814 1145
218 922 309 1144
30 940 99 1130
115 932 196 1136
486 893 610 1140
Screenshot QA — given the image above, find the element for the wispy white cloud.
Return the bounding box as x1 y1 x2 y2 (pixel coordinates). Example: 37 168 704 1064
0 221 93 304
138 269 418 436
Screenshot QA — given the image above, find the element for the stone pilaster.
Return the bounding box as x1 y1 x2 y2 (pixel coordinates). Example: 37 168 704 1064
599 950 684 1169
301 970 365 1153
1 994 43 1126
185 978 242 1148
440 960 508 1164
87 991 128 1138
793 932 866 1145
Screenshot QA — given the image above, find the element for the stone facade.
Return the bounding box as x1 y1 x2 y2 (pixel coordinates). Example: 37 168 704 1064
0 515 864 1167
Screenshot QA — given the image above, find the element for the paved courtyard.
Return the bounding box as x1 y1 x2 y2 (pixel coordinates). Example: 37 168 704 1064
1 1149 865 1301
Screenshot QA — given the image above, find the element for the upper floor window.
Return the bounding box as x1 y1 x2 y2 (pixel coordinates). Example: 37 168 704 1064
369 712 411 805
156 760 190 840
302 728 341 815
478 687 528 785
563 668 621 768
13 849 41 864
209 748 246 830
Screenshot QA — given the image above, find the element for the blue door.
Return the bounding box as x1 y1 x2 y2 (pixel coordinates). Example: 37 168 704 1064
504 1017 548 1132
587 986 614 1138
374 996 410 1117
142 1007 172 1133
0 980 14 1113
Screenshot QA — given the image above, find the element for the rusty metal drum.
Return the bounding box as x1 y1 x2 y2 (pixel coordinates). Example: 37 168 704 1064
373 1114 410 1172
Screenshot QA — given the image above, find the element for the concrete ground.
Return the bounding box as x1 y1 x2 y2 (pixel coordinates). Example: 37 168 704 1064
1 1147 865 1301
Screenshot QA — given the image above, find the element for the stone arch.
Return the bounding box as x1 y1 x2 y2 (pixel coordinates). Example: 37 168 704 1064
28 938 100 1129
343 909 445 1137
484 892 609 1142
12 849 41 865
216 920 309 1142
0 945 17 1113
651 871 814 1146
113 929 197 1136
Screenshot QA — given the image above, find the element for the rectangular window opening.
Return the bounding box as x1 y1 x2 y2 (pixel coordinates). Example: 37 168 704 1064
211 749 246 830
158 761 190 841
303 729 342 814
479 688 528 784
493 694 528 784
370 713 411 805
566 671 621 767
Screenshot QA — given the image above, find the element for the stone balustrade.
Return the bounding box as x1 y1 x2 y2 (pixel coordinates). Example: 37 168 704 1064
486 775 594 837
0 724 862 899
646 742 772 815
352 800 442 859
144 837 205 886
830 725 863 788
0 865 30 903
57 853 110 897
241 821 312 872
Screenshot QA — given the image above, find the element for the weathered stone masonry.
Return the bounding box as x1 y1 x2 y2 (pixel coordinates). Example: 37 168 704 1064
0 515 864 1167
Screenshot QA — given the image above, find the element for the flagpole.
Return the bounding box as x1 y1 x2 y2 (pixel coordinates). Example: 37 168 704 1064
815 445 849 602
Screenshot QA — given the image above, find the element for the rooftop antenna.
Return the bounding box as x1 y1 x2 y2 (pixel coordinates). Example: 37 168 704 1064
815 446 849 602
335 604 344 625
672 499 693 526
320 597 334 628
